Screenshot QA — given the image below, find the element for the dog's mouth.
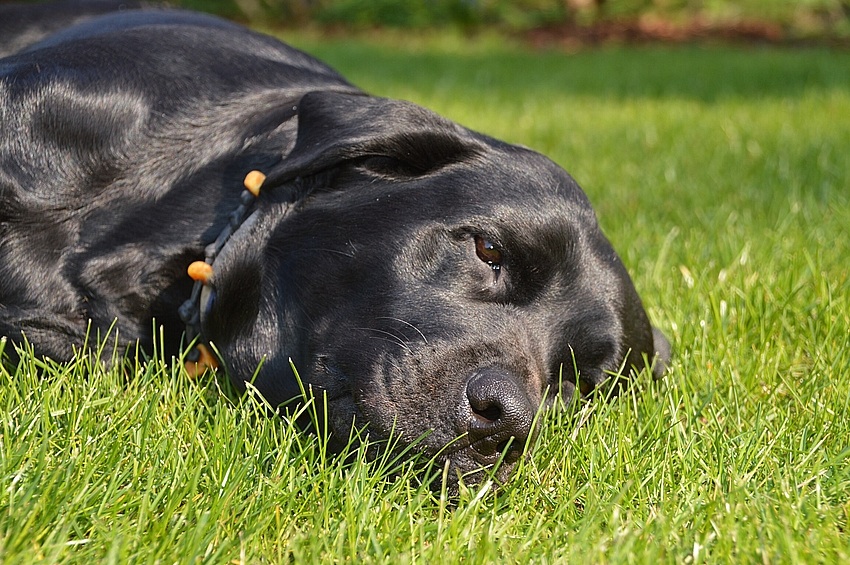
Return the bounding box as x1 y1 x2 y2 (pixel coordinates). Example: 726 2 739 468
306 356 541 491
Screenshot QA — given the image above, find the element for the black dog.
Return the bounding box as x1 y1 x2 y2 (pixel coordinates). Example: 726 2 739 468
0 4 670 487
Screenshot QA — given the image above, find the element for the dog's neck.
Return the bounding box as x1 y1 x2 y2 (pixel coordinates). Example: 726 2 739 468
178 170 268 377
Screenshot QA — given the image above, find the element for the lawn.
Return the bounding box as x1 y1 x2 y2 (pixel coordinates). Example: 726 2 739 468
2 31 849 562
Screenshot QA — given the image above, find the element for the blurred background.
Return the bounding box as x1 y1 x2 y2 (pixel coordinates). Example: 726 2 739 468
3 0 847 45
169 0 850 44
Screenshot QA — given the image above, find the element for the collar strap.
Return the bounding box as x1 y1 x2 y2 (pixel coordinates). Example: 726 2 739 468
179 170 267 377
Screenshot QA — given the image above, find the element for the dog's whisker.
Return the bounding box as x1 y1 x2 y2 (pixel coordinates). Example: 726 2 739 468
366 336 413 354
355 327 413 353
300 247 357 258
376 316 429 345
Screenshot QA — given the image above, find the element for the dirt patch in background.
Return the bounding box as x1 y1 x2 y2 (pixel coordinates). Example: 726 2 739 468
522 16 850 49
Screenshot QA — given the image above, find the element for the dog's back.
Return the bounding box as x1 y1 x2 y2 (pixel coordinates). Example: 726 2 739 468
0 1 152 57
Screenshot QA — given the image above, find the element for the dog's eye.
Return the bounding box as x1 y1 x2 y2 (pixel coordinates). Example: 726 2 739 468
475 236 502 270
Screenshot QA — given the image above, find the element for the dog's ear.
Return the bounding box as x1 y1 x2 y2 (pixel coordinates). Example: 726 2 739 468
205 92 486 407
264 90 483 190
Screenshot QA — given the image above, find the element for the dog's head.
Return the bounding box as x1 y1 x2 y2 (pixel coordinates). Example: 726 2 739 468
201 91 669 487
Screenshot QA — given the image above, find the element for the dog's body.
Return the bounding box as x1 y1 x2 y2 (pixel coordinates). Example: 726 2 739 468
0 4 669 486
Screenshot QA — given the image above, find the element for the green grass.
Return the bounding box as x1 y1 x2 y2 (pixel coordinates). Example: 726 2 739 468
3 33 850 562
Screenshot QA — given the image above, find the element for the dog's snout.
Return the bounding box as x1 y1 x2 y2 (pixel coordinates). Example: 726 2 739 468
465 369 535 462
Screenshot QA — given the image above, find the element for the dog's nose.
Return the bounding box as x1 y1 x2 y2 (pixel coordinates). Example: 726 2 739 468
465 369 535 463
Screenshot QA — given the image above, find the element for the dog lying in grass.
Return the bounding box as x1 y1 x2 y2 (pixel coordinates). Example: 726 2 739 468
0 3 669 488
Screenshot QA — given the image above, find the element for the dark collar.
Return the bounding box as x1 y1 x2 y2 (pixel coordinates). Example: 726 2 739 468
179 170 267 377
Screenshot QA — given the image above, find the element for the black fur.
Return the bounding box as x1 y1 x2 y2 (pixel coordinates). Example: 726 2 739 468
0 4 670 487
